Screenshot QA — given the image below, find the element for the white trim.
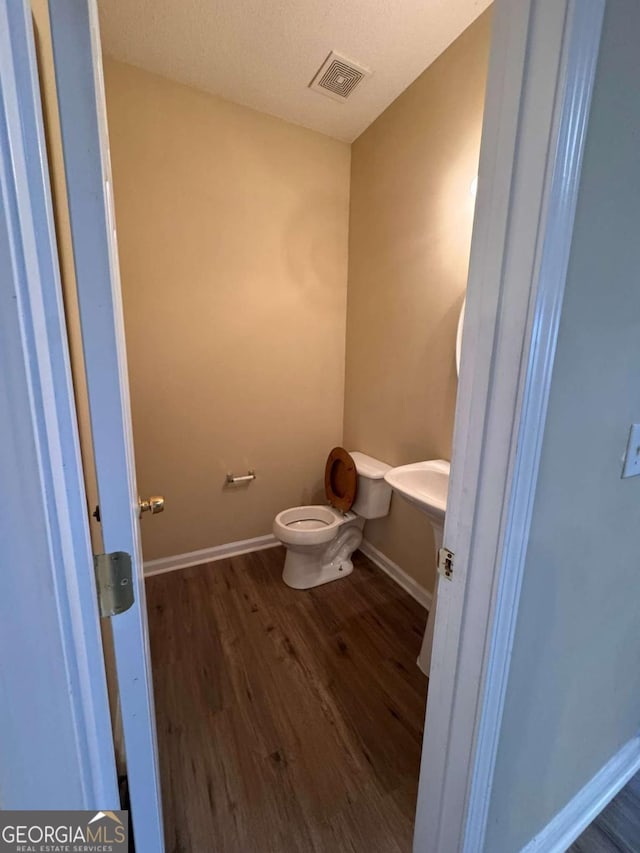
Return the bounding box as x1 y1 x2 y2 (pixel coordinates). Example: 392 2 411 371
0 0 118 806
143 536 435 618
413 1 605 851
522 736 640 853
462 3 605 850
359 540 432 611
144 535 280 576
49 2 164 846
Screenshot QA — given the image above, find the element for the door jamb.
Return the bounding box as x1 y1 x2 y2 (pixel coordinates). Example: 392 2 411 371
0 0 119 806
47 1 165 848
414 0 605 850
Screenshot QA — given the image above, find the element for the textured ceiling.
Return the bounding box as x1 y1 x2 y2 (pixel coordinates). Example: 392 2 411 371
98 0 491 143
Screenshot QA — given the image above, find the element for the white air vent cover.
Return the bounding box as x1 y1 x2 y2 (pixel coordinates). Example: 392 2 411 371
309 51 371 102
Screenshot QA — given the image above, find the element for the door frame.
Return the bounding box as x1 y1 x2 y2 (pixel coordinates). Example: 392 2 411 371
414 0 605 850
47 1 165 849
3 0 607 845
0 0 118 807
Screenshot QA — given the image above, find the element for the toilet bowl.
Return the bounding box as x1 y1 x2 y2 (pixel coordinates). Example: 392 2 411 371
273 448 392 590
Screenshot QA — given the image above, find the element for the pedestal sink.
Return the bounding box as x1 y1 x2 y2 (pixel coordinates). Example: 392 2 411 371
384 459 450 675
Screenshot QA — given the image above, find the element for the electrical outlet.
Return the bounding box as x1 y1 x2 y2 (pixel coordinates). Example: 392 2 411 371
622 424 640 478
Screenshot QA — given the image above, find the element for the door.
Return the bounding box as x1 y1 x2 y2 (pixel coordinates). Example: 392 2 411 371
0 0 119 808
46 2 165 849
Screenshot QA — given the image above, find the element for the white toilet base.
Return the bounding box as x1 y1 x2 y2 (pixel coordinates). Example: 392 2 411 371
281 516 364 590
282 549 354 589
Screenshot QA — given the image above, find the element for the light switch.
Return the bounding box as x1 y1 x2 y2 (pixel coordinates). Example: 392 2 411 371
622 424 640 478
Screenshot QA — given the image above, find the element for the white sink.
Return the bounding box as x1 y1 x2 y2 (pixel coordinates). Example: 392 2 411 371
384 459 450 524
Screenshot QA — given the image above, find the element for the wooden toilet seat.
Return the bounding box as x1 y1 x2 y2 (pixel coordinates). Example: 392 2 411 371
324 447 358 512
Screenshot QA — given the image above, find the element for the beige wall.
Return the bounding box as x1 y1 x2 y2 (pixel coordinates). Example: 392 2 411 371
103 60 351 561
343 11 492 591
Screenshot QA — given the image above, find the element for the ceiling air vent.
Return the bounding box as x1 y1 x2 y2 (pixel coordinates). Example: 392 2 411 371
309 51 370 102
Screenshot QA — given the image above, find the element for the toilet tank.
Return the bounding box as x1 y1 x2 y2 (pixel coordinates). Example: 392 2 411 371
349 451 392 519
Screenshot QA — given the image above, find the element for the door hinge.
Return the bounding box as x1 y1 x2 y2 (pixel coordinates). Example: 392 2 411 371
94 551 134 617
437 547 455 580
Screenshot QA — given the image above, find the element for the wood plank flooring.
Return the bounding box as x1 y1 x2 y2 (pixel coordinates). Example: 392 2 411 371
146 547 428 853
569 772 640 852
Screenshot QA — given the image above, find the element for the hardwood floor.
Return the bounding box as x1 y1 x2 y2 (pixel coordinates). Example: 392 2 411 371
146 547 428 853
569 772 640 852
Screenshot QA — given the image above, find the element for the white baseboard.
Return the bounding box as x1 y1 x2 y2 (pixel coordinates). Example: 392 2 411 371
359 539 432 611
144 534 433 613
522 734 640 853
144 534 279 576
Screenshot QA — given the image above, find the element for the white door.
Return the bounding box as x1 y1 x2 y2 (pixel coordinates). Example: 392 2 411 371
0 0 119 809
46 2 165 850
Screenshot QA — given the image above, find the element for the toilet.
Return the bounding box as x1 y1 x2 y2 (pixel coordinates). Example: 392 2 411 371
273 448 392 589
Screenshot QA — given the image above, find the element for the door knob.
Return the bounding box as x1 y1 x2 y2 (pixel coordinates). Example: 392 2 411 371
139 495 165 516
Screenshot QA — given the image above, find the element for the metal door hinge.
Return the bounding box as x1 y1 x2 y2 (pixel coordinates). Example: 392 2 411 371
94 551 134 617
437 547 455 580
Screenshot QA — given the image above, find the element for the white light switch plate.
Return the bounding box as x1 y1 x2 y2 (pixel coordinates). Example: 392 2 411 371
622 424 640 478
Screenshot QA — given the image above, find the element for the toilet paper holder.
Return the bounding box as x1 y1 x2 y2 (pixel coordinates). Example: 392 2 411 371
225 469 256 485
